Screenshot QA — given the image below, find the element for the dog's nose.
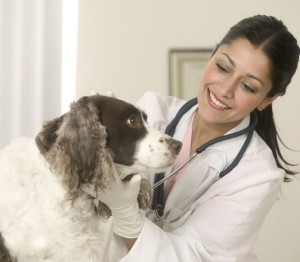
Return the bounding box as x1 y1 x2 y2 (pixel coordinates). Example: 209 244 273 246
167 138 182 155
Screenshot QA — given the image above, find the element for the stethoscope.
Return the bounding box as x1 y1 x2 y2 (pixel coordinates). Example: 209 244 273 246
151 97 258 224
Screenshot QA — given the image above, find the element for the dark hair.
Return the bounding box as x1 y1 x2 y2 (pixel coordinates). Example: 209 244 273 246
216 15 300 180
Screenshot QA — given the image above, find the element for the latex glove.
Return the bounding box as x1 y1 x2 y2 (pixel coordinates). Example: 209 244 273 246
99 169 145 239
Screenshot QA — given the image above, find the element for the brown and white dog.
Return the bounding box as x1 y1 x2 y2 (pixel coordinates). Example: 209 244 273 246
0 94 181 261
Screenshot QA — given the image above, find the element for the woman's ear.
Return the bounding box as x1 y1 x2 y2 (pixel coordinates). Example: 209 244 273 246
257 93 283 111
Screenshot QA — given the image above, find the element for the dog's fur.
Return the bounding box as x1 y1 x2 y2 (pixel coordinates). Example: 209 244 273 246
0 95 181 261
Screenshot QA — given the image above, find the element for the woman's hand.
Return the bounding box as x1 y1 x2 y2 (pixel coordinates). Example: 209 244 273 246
99 168 145 242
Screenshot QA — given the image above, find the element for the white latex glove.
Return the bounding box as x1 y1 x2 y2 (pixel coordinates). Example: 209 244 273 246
99 169 145 239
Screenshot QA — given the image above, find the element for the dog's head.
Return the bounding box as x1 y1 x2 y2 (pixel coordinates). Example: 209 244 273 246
35 94 181 202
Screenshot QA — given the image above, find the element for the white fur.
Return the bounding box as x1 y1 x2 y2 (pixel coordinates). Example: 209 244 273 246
0 138 112 261
132 131 177 172
116 116 180 179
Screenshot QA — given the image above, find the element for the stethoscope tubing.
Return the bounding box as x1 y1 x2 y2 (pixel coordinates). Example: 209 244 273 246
152 112 257 190
153 113 257 224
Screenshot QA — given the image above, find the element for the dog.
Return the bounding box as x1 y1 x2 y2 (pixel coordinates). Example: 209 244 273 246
0 94 181 261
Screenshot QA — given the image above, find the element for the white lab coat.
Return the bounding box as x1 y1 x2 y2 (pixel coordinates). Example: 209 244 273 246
107 92 285 262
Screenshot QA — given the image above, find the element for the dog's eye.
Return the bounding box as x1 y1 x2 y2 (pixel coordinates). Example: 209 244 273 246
127 115 141 128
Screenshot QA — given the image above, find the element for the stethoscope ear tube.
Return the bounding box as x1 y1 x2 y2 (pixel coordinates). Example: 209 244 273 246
164 98 198 137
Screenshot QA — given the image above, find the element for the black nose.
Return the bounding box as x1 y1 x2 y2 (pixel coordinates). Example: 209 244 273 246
167 138 182 155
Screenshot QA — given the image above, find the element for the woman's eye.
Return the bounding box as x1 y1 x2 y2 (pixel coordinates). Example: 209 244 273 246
242 82 255 93
126 115 141 128
216 63 228 73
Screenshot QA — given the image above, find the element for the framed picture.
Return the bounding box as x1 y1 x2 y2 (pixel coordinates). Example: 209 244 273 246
169 49 212 100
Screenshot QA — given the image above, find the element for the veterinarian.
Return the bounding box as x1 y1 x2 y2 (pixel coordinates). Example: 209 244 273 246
100 15 300 261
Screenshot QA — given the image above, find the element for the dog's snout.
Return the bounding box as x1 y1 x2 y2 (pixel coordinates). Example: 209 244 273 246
166 138 182 155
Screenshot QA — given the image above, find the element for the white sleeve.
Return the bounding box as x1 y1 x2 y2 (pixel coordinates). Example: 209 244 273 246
136 91 186 132
119 219 214 262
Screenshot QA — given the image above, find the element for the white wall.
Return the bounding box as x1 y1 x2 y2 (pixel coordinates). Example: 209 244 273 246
76 1 300 261
0 0 62 148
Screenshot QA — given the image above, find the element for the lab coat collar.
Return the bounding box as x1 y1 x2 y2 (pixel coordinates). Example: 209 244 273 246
172 105 250 141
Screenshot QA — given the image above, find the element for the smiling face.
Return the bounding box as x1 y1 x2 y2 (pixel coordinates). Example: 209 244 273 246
197 38 278 132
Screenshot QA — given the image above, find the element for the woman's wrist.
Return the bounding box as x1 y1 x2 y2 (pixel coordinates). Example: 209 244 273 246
111 204 145 238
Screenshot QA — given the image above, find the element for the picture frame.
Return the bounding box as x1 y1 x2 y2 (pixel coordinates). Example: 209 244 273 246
169 49 212 100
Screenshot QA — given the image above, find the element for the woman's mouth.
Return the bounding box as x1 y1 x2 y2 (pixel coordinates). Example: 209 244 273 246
208 90 230 110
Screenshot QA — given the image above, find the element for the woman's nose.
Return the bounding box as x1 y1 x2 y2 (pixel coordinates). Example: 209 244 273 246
219 78 236 98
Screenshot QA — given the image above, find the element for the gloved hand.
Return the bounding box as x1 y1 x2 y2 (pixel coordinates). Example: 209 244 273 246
99 167 145 239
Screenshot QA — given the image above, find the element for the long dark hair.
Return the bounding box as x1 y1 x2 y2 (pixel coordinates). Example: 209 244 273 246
216 15 300 180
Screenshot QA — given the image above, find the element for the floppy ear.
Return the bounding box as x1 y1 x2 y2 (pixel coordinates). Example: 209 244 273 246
35 115 64 155
36 96 115 202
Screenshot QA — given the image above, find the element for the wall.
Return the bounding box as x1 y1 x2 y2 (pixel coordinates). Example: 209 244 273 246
76 1 300 261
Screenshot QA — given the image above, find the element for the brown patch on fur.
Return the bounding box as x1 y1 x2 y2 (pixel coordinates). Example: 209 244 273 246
36 96 115 205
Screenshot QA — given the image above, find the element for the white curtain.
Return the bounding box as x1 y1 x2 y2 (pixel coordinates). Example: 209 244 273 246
0 0 63 148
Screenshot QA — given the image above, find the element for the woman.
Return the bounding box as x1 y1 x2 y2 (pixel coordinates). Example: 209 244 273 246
100 15 299 261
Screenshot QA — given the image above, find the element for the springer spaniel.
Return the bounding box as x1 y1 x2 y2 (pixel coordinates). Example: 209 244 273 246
0 94 181 261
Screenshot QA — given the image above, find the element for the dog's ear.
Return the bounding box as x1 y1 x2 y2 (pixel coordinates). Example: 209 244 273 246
42 96 115 201
35 115 65 156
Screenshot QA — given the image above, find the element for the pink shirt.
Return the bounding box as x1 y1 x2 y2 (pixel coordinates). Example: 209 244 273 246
164 111 195 203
